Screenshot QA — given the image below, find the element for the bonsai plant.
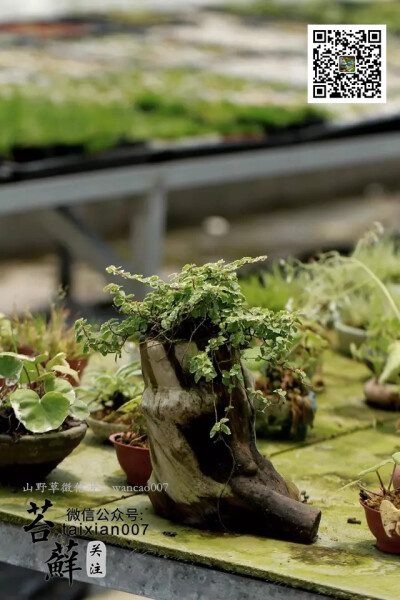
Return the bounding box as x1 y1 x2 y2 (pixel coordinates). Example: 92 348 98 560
0 305 90 384
0 351 89 483
346 453 400 554
77 362 145 442
75 256 321 544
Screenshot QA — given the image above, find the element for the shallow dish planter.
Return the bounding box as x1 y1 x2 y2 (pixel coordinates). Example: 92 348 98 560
364 378 400 411
0 422 87 483
360 498 400 554
87 414 129 443
109 433 152 487
334 320 367 356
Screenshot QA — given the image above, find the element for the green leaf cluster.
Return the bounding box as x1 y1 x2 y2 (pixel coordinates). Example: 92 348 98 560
0 352 89 434
76 257 301 436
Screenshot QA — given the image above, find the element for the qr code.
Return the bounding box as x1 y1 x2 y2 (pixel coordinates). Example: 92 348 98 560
308 25 386 103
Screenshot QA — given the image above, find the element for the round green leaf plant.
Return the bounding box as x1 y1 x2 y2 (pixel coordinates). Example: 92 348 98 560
0 352 89 434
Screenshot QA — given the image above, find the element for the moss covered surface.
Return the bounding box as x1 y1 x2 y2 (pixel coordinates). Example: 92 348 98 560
0 351 399 599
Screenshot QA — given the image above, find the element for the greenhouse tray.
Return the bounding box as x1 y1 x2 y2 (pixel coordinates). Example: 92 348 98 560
0 114 399 185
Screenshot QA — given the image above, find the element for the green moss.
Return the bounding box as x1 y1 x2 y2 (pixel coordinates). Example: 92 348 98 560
1 351 399 599
225 0 400 33
0 69 326 156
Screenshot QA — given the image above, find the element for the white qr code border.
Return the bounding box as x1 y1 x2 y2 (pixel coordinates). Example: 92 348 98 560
308 24 386 104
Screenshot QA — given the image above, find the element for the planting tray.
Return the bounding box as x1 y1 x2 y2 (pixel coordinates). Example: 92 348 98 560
0 114 399 185
0 351 399 600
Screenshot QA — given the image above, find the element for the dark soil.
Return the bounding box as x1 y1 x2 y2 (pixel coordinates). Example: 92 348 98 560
116 432 148 448
91 407 133 424
0 408 81 437
361 489 400 510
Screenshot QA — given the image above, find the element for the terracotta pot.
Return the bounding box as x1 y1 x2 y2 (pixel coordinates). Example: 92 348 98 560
109 433 152 487
0 422 87 484
87 415 129 443
65 357 89 386
360 498 400 554
393 466 400 490
334 321 367 356
364 378 400 411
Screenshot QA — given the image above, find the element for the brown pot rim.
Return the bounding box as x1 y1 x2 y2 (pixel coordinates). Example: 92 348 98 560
0 421 87 443
359 497 380 514
109 432 149 452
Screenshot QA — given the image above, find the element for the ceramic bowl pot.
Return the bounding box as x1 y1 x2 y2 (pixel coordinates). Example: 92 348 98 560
364 378 400 411
109 433 152 487
360 498 400 554
334 321 367 356
87 415 129 443
0 422 87 483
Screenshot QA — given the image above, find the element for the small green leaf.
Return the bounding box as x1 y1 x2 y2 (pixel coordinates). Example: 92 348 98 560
0 355 23 382
51 364 79 383
10 389 70 433
209 423 219 439
392 452 400 465
46 353 68 370
358 459 394 477
69 397 90 421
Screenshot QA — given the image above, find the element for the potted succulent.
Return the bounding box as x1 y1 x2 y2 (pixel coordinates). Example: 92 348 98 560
75 257 321 544
300 225 400 356
0 351 89 483
0 305 90 385
109 429 151 487
353 320 400 411
77 362 144 442
346 453 400 554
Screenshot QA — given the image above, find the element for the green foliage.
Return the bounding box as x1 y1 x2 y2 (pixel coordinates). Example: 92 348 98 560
10 389 70 434
226 0 400 34
0 352 89 434
0 304 87 360
352 319 400 383
240 262 304 312
0 70 326 155
300 224 400 329
343 453 400 493
77 362 144 414
76 257 300 437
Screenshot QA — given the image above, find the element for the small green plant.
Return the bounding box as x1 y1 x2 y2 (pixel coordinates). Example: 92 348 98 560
300 224 400 329
343 453 400 510
240 262 304 312
0 351 89 434
352 318 400 385
75 257 301 437
0 305 87 359
77 362 145 432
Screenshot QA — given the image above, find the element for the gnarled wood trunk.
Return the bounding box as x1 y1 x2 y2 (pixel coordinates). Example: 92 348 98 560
140 339 321 544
